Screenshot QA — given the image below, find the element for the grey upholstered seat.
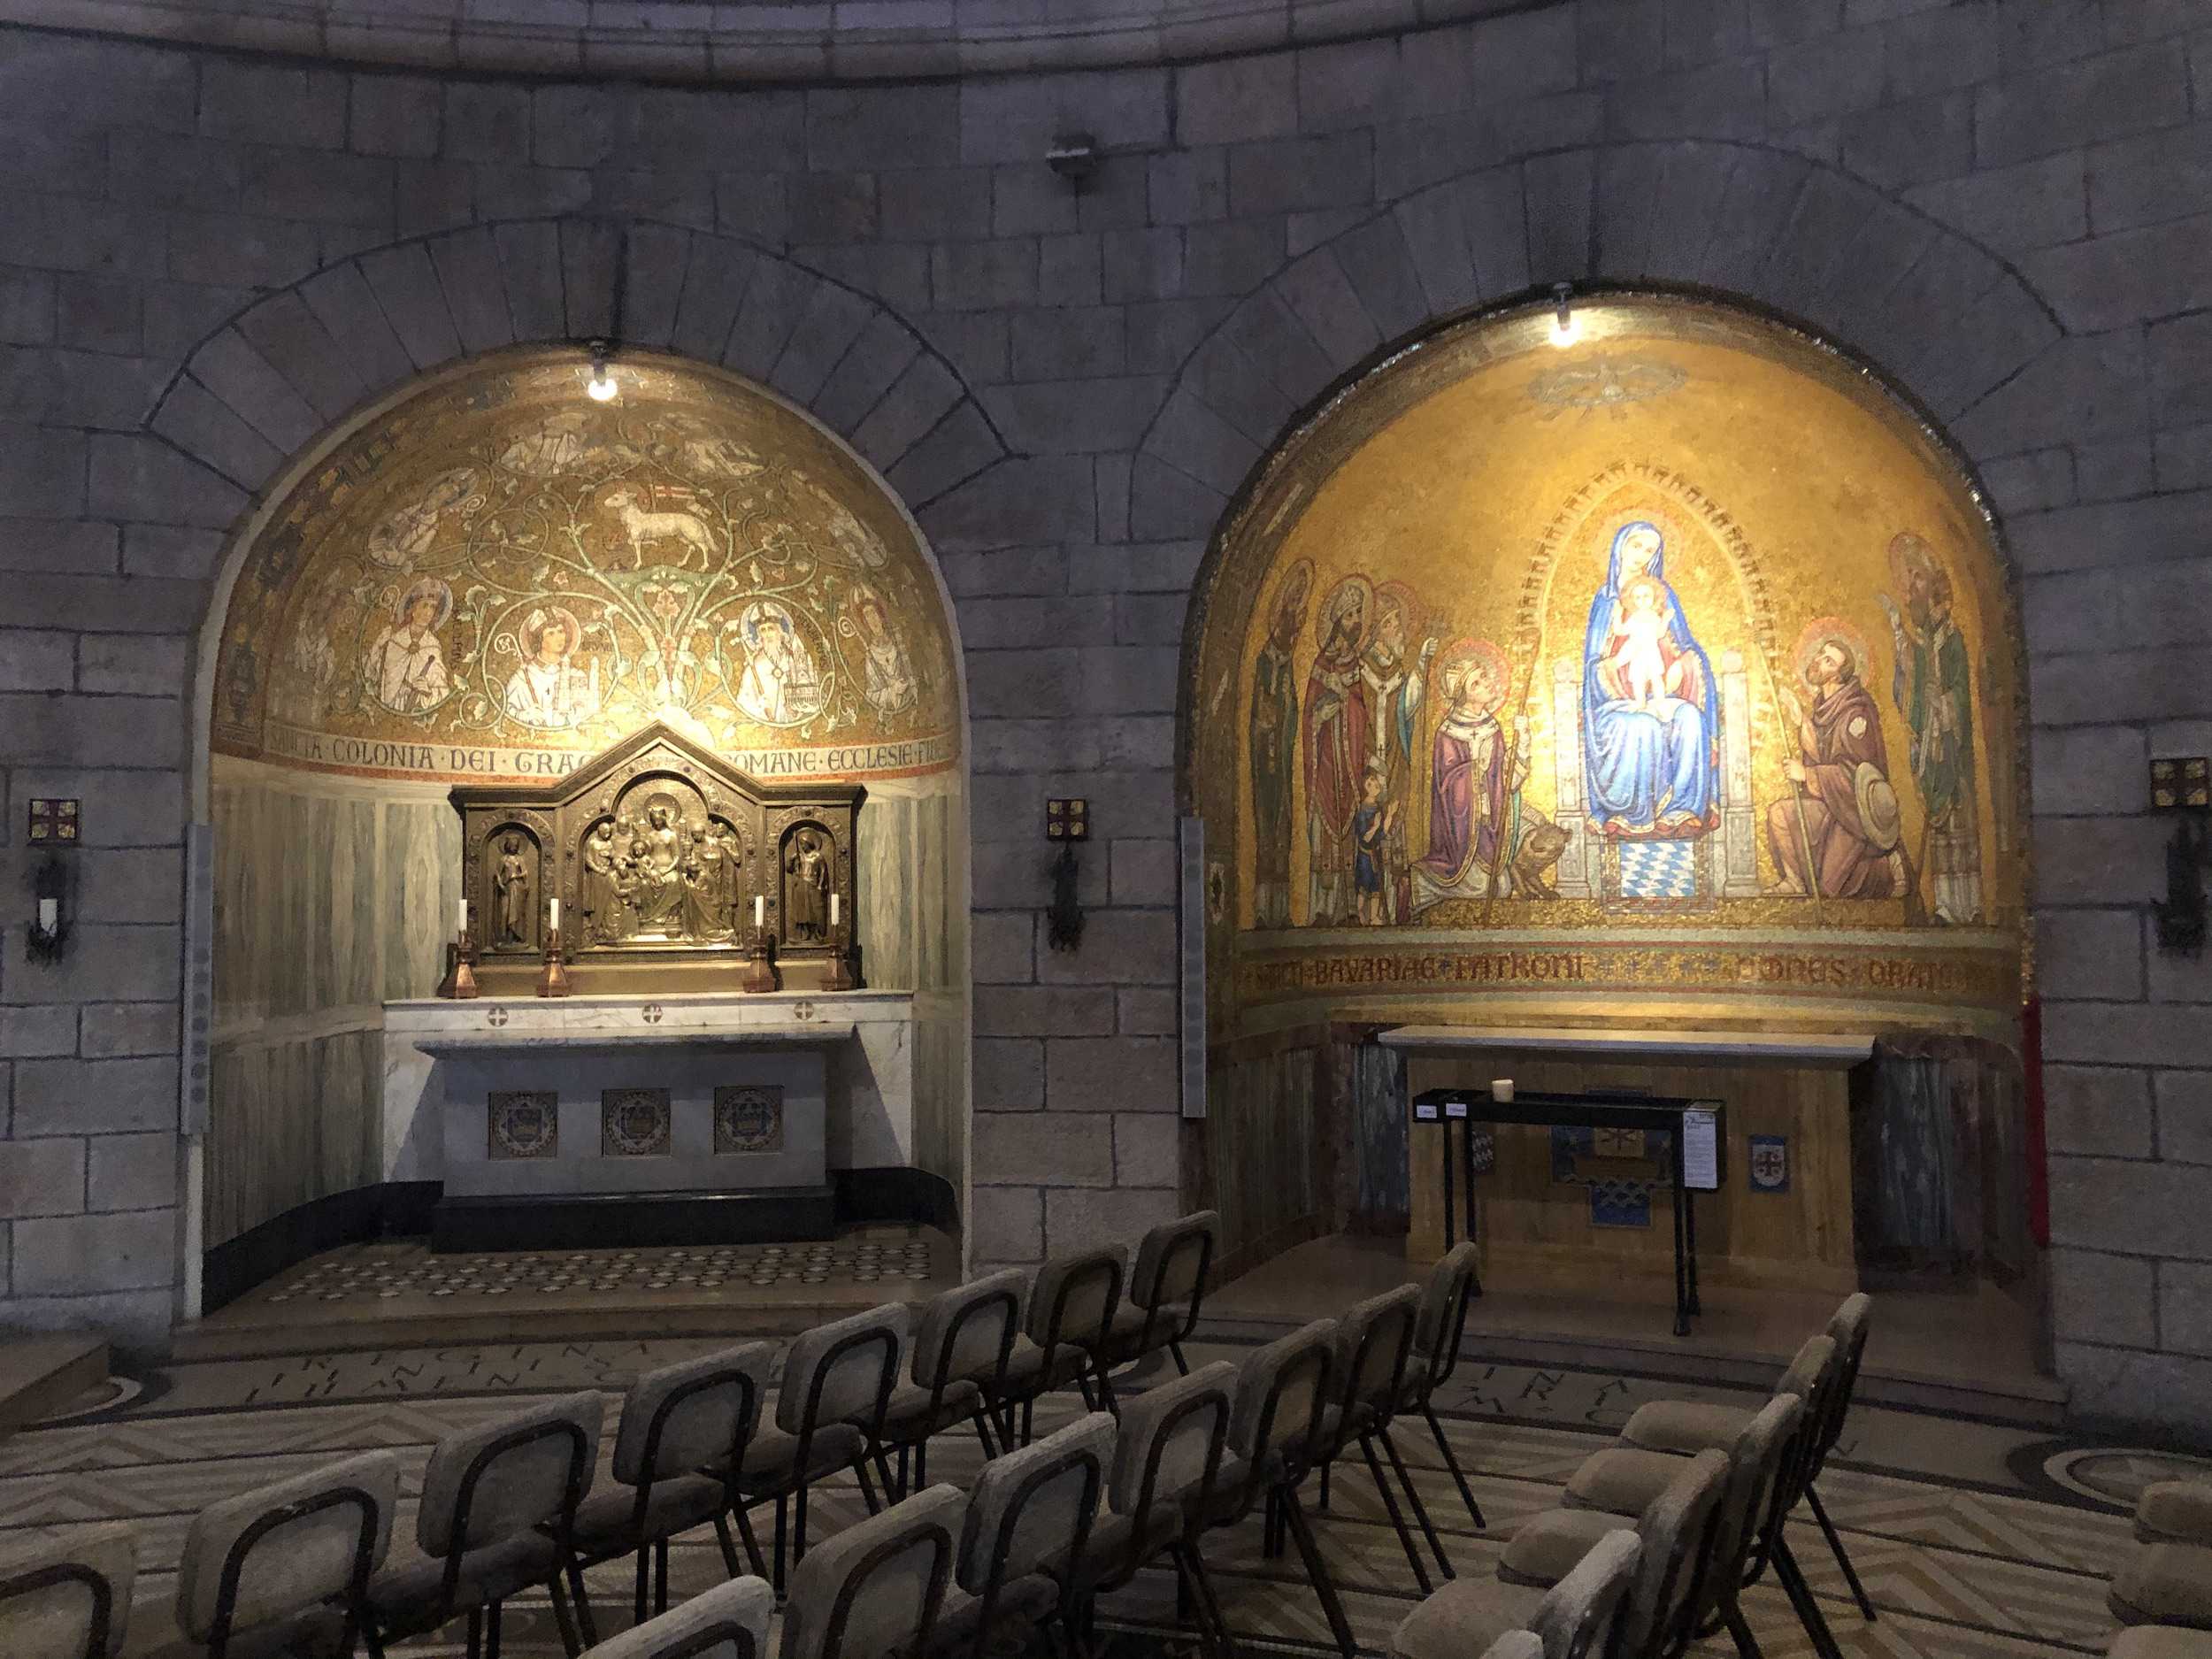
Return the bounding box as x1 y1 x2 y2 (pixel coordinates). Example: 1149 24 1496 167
583 1574 775 1659
0 1520 135 1659
2113 1540 2212 1628
889 1270 1025 1490
1617 1332 1830 1457
155 1449 399 1659
933 1410 1114 1656
573 1343 773 1620
778 1482 964 1659
368 1392 603 1651
1478 1636 1544 1659
1391 1526 1637 1659
1500 1449 1730 1659
2114 1625 2212 1656
1102 1210 1217 1371
1401 1242 1486 1530
2141 1481 2212 1545
1069 1362 1235 1622
1322 1284 1451 1589
1008 1247 1125 1433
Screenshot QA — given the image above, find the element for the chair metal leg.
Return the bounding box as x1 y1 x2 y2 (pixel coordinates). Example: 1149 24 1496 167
1424 1403 1486 1530
1724 1600 1765 1658
795 1479 813 1569
711 1511 744 1578
634 1546 650 1622
772 1493 789 1597
915 1436 929 1493
972 1409 1000 1459
1168 1543 1230 1659
548 1574 584 1659
733 1502 769 1578
1076 1371 1099 1411
1317 1455 1332 1510
1379 1424 1453 1579
1094 1361 1122 1418
1359 1432 1433 1594
1170 1338 1191 1377
655 1536 670 1613
1183 1541 1238 1659
1773 1533 1848 1659
465 1608 482 1659
1281 1486 1358 1659
563 1548 598 1649
1805 1482 1876 1621
488 1600 502 1659
860 1451 889 1514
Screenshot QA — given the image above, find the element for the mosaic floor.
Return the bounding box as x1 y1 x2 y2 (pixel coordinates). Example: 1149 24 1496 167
0 1307 2170 1658
262 1237 941 1302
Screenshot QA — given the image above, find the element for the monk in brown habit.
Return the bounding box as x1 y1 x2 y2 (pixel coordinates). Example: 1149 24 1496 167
1767 637 1901 900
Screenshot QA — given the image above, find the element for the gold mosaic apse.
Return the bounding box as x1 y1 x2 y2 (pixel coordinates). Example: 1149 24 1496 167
213 349 959 786
1187 295 2028 1034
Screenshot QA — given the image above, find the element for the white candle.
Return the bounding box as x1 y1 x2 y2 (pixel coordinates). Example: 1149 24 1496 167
37 898 58 933
1491 1078 1514 1103
457 898 469 935
830 892 840 927
754 895 765 928
549 897 560 931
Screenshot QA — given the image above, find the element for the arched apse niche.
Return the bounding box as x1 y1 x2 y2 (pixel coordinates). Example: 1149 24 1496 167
199 345 969 1303
1182 289 2032 1290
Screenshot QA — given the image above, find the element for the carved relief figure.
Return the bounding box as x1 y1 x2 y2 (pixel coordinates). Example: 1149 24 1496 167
1411 641 1564 908
364 577 452 714
681 822 738 940
1361 582 1435 922
1248 561 1309 928
604 483 719 570
851 587 917 715
1302 575 1373 925
1581 521 1720 836
1880 533 1983 923
367 468 481 567
504 606 602 730
733 602 825 726
1768 627 1902 900
582 819 626 941
494 834 532 945
627 799 687 933
787 831 831 941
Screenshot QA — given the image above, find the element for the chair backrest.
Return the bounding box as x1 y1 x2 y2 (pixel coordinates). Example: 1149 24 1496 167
1128 1210 1218 1325
1694 1394 1802 1627
778 1304 910 1440
614 1342 772 1487
1479 1636 1544 1659
1025 1246 1124 1356
418 1392 603 1556
1333 1285 1422 1420
1414 1242 1481 1394
1758 1334 1834 1524
1230 1319 1336 1482
1814 1294 1872 1467
580 1574 774 1659
956 1410 1113 1599
1108 1362 1234 1529
0 1522 134 1659
1528 1526 1639 1659
779 1484 964 1659
912 1270 1025 1394
178 1449 398 1643
1612 1448 1730 1659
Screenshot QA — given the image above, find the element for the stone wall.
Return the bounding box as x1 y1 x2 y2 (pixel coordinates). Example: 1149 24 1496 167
0 2 2203 1428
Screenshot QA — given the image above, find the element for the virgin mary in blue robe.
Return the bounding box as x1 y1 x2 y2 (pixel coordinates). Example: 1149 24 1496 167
1580 521 1721 835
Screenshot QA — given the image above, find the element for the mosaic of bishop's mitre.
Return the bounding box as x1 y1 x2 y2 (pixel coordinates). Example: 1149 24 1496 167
212 351 959 785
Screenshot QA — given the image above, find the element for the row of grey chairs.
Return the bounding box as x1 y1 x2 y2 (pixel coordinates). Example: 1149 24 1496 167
2109 1471 2212 1652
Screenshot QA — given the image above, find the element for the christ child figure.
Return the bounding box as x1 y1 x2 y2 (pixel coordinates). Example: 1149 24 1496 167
1606 574 1673 708
1351 770 1394 926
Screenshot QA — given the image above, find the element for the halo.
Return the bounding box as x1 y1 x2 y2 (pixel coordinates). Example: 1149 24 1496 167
1375 579 1425 643
1886 528 1938 596
396 576 452 631
1314 573 1375 654
1434 636 1509 713
1791 616 1871 687
520 604 582 661
1268 558 1314 628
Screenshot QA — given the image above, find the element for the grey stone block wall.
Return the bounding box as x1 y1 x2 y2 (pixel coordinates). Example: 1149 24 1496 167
0 2 2204 1425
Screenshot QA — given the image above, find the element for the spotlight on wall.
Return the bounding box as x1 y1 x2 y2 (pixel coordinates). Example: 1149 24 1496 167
585 340 618 403
26 797 79 964
1548 281 1579 348
2150 756 2211 956
1046 132 1100 189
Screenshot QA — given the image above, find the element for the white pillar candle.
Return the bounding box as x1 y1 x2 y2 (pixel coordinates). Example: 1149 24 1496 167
1491 1078 1514 1103
457 898 469 935
549 896 560 931
830 892 840 927
754 895 765 928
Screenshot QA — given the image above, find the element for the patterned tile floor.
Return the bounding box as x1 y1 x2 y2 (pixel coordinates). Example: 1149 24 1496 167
262 1237 941 1302
0 1316 2185 1655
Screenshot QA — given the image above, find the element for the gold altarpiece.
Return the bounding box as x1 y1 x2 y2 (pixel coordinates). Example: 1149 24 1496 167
452 723 862 994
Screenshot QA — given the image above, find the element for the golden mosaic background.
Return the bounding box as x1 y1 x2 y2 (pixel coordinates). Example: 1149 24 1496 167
213 349 960 786
1187 295 2028 1030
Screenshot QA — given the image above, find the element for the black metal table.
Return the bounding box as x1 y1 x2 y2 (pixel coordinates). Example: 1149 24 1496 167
1411 1087 1723 1337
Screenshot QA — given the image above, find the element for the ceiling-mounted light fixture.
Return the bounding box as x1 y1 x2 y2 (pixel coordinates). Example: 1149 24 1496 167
585 339 618 402
1548 281 1579 348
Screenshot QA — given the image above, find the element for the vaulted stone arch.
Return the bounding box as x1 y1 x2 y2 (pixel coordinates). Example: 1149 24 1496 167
145 218 1009 521
1131 139 2069 542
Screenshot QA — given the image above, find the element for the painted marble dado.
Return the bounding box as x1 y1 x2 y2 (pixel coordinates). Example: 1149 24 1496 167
211 347 961 788
1186 295 2027 1038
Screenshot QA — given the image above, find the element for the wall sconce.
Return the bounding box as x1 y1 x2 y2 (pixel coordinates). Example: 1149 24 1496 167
1045 797 1089 952
1548 280 1579 348
1047 132 1100 190
26 797 79 964
2150 756 2210 956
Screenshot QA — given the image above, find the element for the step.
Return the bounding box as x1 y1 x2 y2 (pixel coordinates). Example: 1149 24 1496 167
0 1331 110 1432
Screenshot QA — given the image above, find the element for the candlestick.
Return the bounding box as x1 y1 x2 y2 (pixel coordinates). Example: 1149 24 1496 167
536 924 572 998
742 929 780 994
438 920 480 999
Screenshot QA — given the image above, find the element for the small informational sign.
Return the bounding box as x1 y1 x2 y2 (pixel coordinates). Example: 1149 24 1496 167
1413 1099 1440 1122
1680 1106 1721 1191
1443 1098 1469 1119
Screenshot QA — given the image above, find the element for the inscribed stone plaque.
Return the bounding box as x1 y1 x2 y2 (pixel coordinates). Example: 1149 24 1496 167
488 1091 558 1159
714 1085 784 1154
603 1087 672 1156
